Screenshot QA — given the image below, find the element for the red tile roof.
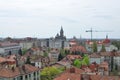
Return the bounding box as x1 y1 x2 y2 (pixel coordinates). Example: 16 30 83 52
103 39 110 44
0 56 16 64
90 75 120 80
0 67 20 78
54 66 119 80
0 57 6 63
90 53 101 58
70 46 87 53
0 42 19 47
100 52 111 56
86 38 110 45
89 63 99 72
54 73 81 80
99 61 109 71
66 55 82 60
0 64 40 78
69 39 78 46
54 67 84 80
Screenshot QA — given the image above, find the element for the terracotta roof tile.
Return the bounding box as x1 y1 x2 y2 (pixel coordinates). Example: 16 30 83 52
100 52 111 56
66 55 82 60
90 53 101 58
0 57 6 63
70 46 87 53
0 42 19 47
54 67 84 80
54 73 81 80
0 64 40 78
99 61 109 71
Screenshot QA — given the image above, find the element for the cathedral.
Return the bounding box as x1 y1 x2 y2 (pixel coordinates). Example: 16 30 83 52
55 27 66 40
40 26 69 49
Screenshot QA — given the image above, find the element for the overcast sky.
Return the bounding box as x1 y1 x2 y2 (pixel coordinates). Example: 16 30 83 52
0 0 120 39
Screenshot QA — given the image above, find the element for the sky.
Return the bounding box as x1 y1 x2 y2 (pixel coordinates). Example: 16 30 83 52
0 0 120 39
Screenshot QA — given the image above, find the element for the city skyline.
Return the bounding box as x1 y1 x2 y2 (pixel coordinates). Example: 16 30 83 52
0 0 120 39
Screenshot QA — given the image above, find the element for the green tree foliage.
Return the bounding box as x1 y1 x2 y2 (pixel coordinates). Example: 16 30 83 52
47 48 51 52
92 41 98 52
83 55 89 65
18 49 22 56
64 49 70 55
81 59 87 65
73 55 89 68
60 49 66 57
73 59 82 68
59 49 71 57
44 51 48 57
22 48 27 55
41 67 61 80
58 53 64 61
100 44 106 52
26 56 31 64
57 67 65 72
112 41 120 50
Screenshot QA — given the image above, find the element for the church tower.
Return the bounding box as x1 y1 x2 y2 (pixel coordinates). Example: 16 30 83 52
60 26 64 37
55 26 66 40
106 34 108 39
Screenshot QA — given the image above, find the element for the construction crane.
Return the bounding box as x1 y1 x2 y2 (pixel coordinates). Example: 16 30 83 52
86 28 112 41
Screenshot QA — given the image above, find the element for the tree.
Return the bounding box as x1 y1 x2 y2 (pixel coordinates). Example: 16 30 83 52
81 59 87 65
73 59 82 68
18 49 22 56
100 44 106 52
112 41 120 50
41 66 61 80
73 54 89 68
64 49 70 55
111 56 114 72
83 55 89 65
58 53 64 61
60 49 66 57
92 41 98 52
43 51 48 57
8 51 12 55
26 56 31 64
22 48 27 55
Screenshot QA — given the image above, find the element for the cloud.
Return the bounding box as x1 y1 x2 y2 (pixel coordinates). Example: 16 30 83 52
93 15 113 19
0 0 119 38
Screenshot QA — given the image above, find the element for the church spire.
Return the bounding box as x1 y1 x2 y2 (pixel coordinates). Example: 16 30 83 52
106 34 108 39
60 26 64 37
55 26 66 40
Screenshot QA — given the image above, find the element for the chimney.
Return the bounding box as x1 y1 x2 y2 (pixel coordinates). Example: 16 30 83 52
70 67 75 73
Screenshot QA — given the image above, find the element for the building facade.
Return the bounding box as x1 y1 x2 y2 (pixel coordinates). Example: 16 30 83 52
39 27 69 49
0 42 21 56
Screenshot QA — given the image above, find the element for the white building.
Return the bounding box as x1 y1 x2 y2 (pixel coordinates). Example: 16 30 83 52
85 36 117 52
48 49 59 64
0 56 40 80
0 42 21 55
89 53 101 64
0 64 40 80
39 27 69 49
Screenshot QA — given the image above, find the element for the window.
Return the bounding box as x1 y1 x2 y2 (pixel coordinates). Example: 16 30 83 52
25 75 27 79
13 78 16 80
34 72 36 76
20 76 23 80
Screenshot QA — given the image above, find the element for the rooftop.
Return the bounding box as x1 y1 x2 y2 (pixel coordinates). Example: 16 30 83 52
0 64 40 78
